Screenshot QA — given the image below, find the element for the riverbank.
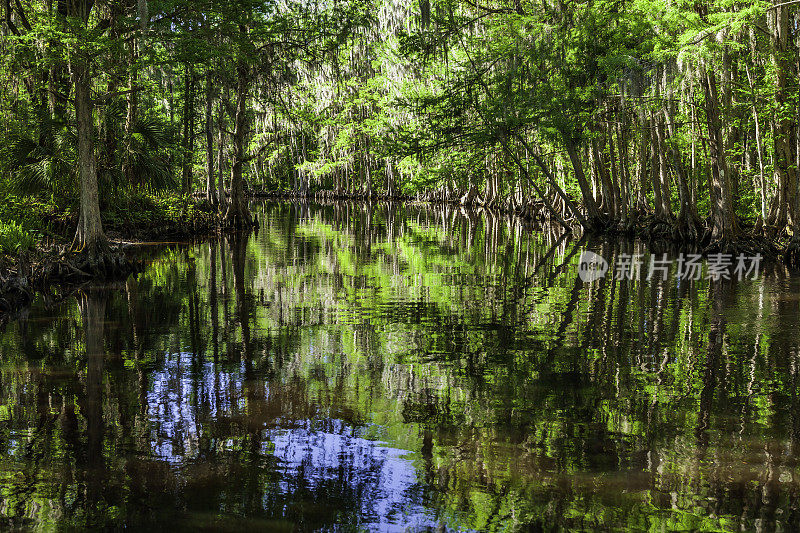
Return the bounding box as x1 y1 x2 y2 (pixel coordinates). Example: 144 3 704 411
1 192 219 250
250 189 789 261
0 249 137 322
0 193 219 324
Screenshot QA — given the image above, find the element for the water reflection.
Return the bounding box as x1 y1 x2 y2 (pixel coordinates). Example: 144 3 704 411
1 201 800 531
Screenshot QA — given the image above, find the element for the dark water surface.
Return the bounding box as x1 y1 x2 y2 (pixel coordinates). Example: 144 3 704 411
2 201 800 531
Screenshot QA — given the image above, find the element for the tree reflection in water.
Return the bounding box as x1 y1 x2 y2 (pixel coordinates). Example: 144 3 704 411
0 201 799 531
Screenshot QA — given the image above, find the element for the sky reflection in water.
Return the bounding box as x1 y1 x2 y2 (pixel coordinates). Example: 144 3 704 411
147 350 443 531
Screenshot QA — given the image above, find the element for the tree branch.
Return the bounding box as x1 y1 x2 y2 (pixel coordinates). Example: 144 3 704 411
4 0 21 36
242 135 283 164
12 0 30 32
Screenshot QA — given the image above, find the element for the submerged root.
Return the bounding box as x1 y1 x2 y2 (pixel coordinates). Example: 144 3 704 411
673 215 704 244
0 268 34 316
643 216 676 240
70 249 132 279
222 203 258 230
222 213 254 229
703 238 740 255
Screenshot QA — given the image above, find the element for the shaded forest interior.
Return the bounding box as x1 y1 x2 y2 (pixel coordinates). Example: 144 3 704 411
2 0 800 257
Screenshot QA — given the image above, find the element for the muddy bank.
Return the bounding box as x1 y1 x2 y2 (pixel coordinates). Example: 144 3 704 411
0 248 141 325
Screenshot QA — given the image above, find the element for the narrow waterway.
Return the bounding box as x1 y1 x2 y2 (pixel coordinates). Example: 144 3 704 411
1 201 799 531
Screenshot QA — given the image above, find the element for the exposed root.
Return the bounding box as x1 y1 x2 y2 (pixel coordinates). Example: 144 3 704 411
70 236 112 263
69 248 133 279
785 238 800 266
0 247 140 324
703 234 777 258
641 215 676 240
703 238 741 255
222 202 257 230
674 216 703 244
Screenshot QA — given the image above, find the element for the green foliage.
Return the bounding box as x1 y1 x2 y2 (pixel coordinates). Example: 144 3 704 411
0 114 76 197
1 0 798 251
102 191 216 233
0 189 70 239
0 221 35 254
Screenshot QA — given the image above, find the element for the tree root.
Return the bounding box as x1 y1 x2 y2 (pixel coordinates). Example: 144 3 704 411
0 247 140 325
221 202 258 230
703 234 778 258
785 238 800 266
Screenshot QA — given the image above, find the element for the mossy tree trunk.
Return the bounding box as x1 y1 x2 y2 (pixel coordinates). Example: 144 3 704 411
61 0 109 259
223 54 253 228
72 56 109 258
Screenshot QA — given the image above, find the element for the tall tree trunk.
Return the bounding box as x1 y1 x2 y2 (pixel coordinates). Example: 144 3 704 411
205 70 217 206
99 2 123 180
654 117 673 219
721 43 741 211
605 118 622 219
563 134 601 223
649 120 666 218
745 60 767 222
592 127 618 218
502 137 579 228
223 58 253 227
123 38 139 185
60 0 108 260
702 69 740 246
216 90 228 211
636 114 650 212
122 48 139 185
663 104 701 240
614 116 630 222
652 68 673 220
72 58 109 257
181 65 196 193
769 2 799 247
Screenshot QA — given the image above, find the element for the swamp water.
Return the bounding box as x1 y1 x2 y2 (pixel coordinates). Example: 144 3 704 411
1 201 800 531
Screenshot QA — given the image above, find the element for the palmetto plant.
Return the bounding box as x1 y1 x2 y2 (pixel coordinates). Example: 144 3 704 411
100 103 177 193
0 111 177 199
0 114 76 198
125 116 177 192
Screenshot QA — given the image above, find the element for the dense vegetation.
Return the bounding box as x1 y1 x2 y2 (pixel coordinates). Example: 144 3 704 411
2 0 799 256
